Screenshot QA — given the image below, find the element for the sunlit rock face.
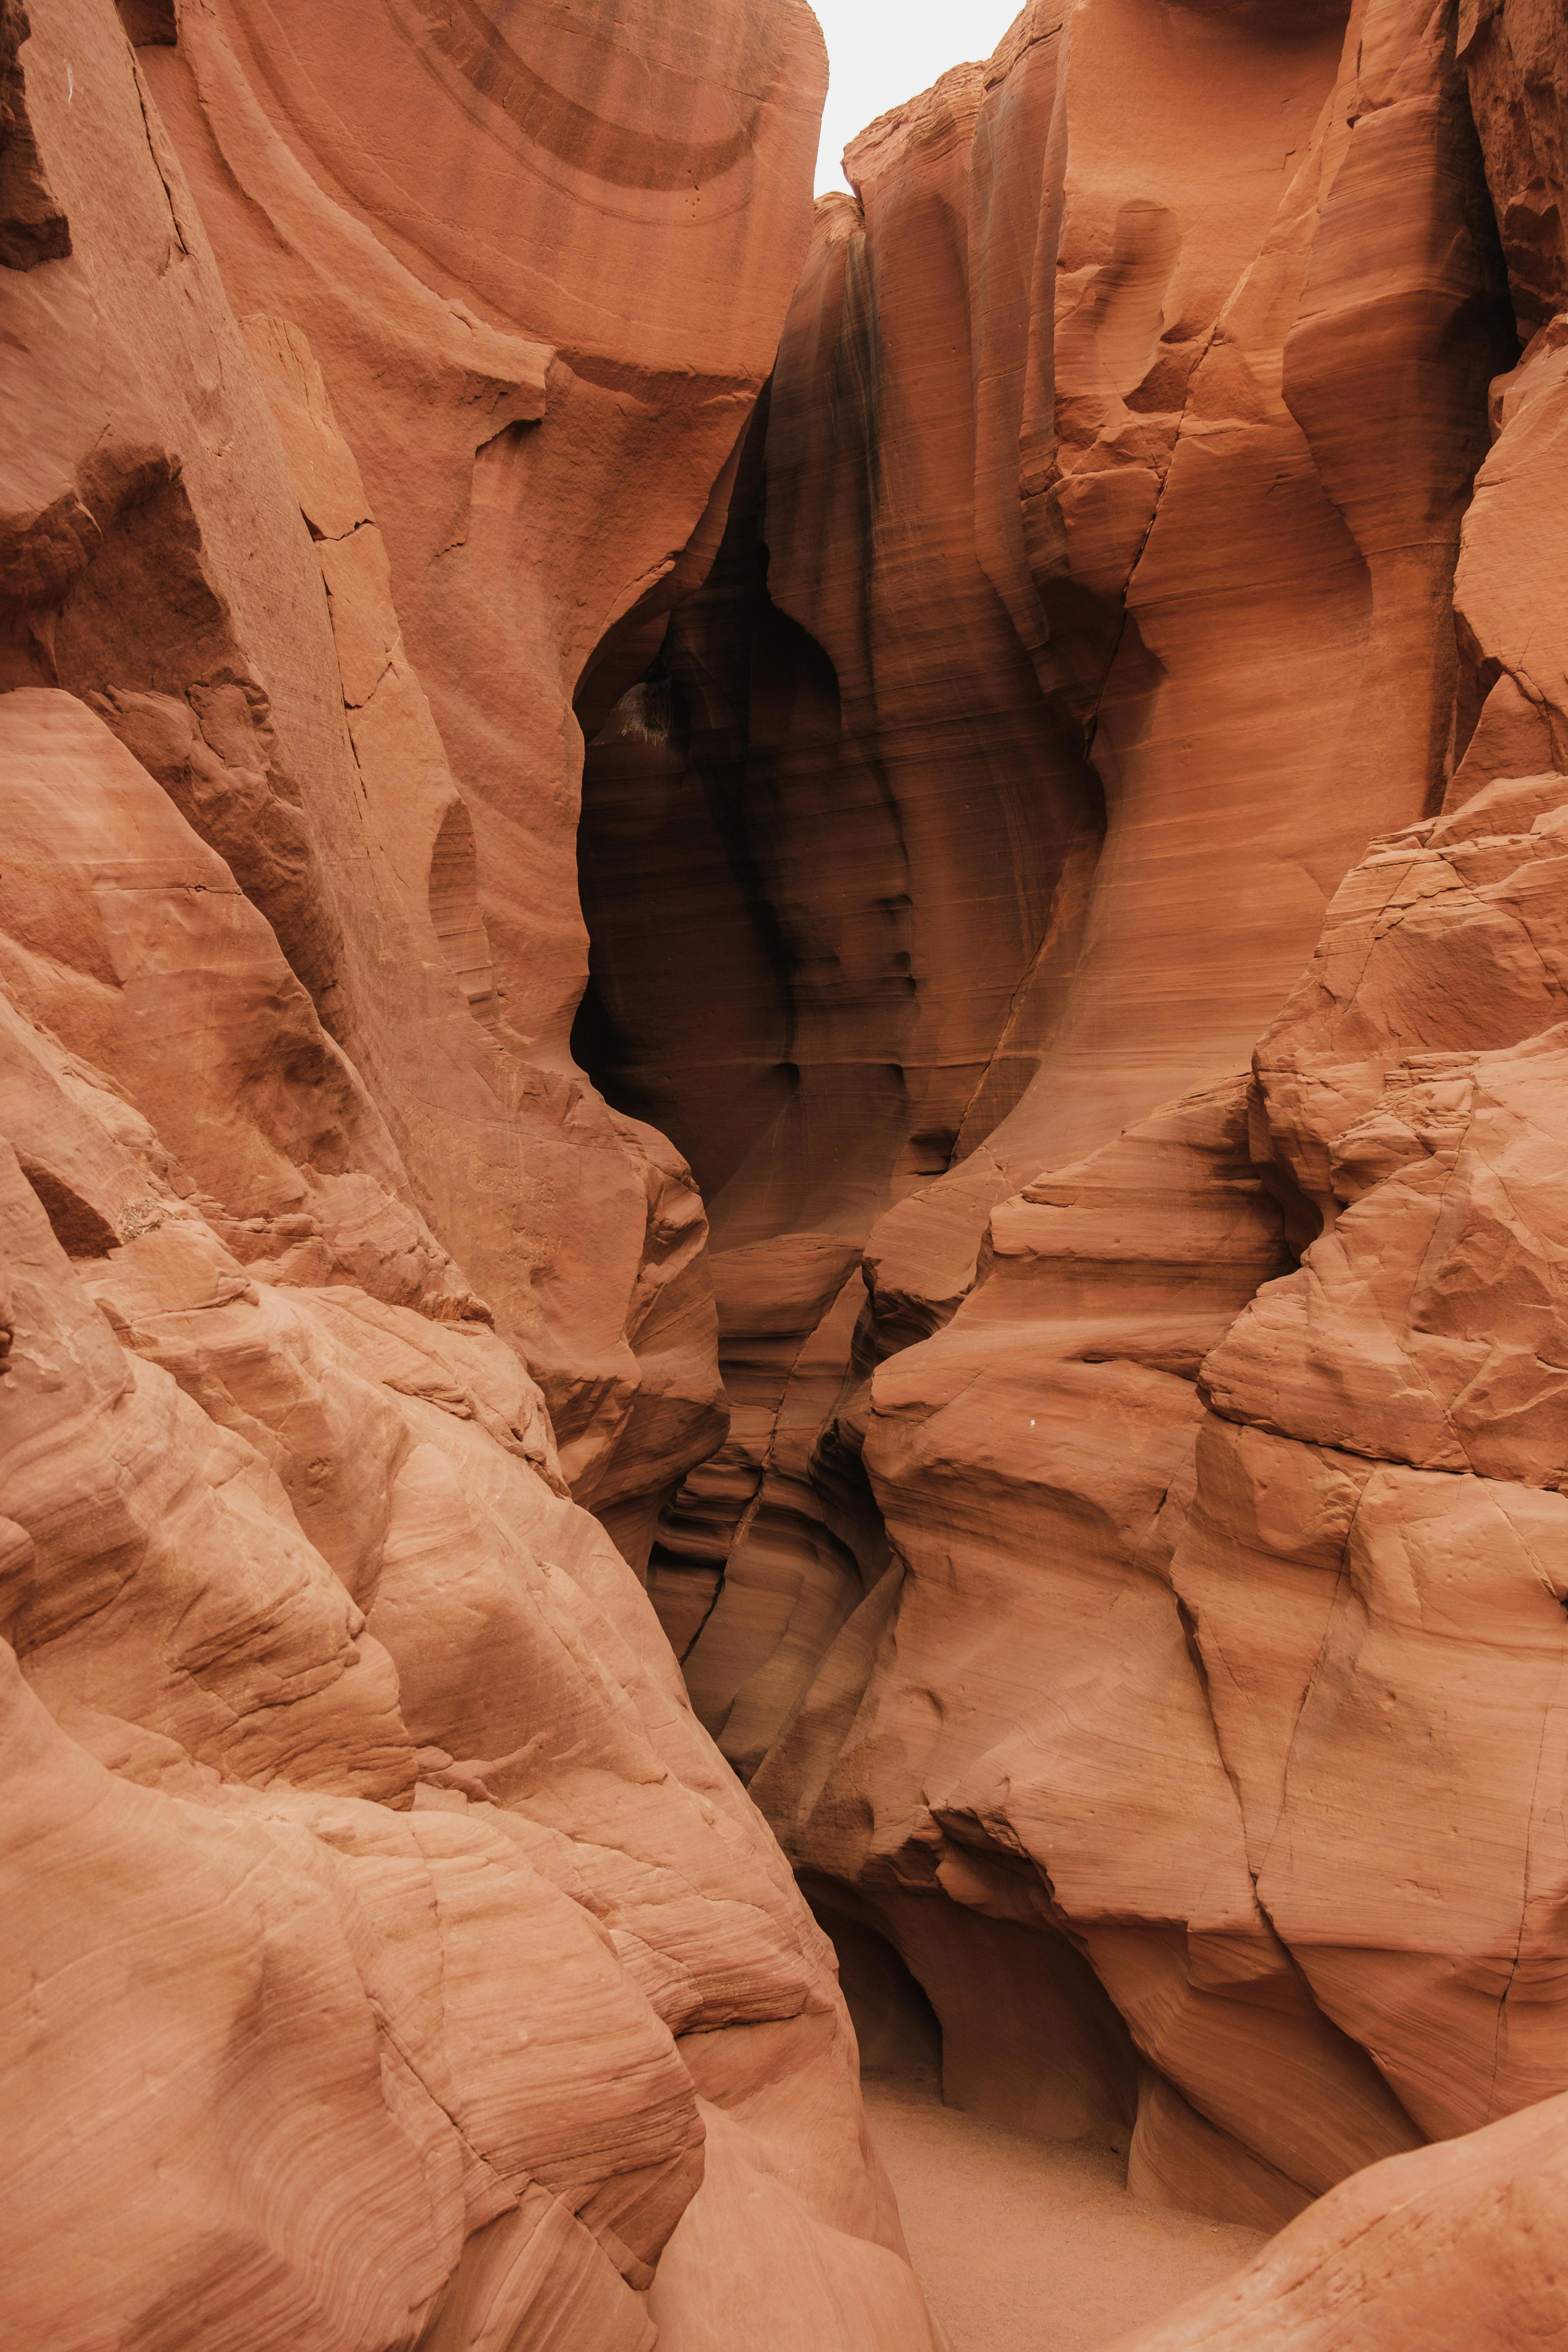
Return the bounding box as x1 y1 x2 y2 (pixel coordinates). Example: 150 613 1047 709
0 2 951 2345
580 0 1568 2261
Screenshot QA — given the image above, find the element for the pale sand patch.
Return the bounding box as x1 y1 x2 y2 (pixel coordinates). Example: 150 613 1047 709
864 2074 1267 2352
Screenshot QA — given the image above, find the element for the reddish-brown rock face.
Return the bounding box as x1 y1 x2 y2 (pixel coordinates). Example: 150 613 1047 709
19 0 841 1559
12 0 1568 2338
616 0 1512 1751
576 0 1568 2296
0 2 953 2346
1111 2082 1568 2350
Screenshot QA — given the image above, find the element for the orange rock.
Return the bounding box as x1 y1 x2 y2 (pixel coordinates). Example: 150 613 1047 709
0 679 931 2341
131 0 828 1536
1111 2086 1568 2351
14 0 1568 2329
633 0 1513 1702
0 1 944 2345
607 0 1568 2270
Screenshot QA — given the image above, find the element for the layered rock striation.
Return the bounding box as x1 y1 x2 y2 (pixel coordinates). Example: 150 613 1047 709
577 0 1568 2271
0 2 946 2346
12 0 1568 2340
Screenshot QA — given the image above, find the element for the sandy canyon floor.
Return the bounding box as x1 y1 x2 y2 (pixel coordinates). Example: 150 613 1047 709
864 2077 1267 2352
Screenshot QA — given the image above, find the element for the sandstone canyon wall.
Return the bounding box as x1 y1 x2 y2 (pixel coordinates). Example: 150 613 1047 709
575 0 1568 2283
0 2 947 2346
11 0 1568 2343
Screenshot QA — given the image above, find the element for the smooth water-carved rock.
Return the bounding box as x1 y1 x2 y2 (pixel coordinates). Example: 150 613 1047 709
0 3 953 2347
0 685 939 2350
14 0 831 1550
15 0 1568 2336
626 0 1512 1737
579 0 1568 2270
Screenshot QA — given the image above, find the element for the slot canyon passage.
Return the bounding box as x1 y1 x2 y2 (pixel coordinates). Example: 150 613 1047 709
10 0 1568 2344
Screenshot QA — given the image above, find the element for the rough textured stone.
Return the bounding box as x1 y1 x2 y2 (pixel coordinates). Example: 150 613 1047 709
1111 2085 1568 2351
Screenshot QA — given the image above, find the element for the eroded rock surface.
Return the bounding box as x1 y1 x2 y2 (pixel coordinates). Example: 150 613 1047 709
575 0 1568 2303
1111 2084 1568 2351
14 0 1568 2340
0 3 947 2347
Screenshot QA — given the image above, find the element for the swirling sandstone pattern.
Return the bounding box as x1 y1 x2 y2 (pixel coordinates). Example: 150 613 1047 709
13 0 1568 2340
575 0 1568 2305
0 2 945 2346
